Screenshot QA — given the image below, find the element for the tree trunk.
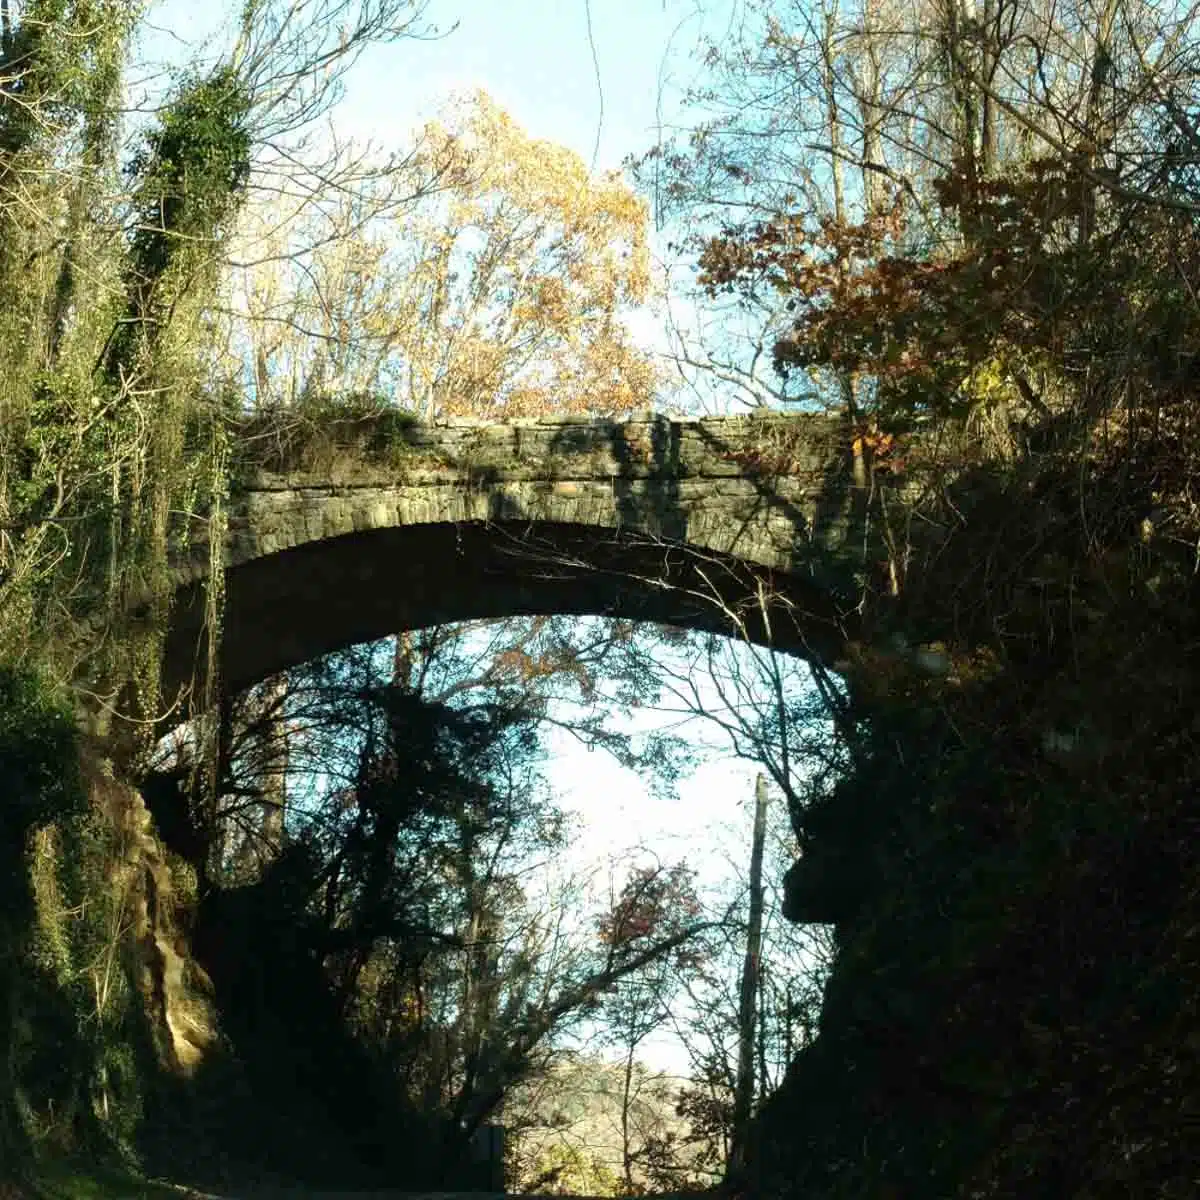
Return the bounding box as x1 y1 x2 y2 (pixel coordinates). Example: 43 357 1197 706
1078 0 1119 244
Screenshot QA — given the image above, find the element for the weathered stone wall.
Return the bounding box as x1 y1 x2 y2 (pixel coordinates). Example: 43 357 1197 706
165 412 912 699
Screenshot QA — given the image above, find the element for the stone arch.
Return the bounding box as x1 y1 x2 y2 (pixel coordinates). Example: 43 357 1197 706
162 413 879 703
165 520 856 703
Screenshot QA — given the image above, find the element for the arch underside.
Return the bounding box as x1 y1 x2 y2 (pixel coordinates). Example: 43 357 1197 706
163 520 858 703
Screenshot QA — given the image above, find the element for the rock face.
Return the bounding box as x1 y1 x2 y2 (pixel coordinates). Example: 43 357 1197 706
164 411 921 700
13 749 225 1165
85 767 221 1077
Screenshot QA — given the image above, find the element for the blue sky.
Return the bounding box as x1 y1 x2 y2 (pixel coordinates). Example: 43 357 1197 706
336 0 707 173
135 0 721 172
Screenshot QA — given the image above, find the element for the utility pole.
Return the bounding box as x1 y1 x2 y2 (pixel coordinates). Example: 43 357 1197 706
729 773 769 1178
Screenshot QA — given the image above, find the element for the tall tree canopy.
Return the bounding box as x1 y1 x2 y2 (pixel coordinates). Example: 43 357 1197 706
220 89 660 415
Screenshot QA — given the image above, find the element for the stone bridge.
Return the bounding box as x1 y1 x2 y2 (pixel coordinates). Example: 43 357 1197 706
164 410 915 701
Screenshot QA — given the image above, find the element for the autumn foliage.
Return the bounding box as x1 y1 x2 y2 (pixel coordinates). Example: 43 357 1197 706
599 864 702 955
700 160 1200 442
222 90 660 417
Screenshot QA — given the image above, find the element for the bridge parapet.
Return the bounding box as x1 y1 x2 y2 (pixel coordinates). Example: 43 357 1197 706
176 413 865 581
234 410 848 483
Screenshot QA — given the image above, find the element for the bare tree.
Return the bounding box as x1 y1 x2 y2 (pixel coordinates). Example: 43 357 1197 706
637 0 1200 419
214 89 660 417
